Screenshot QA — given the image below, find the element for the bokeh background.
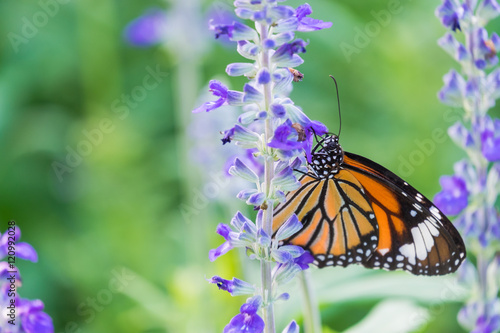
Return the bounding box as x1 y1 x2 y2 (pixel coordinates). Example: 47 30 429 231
1 0 499 332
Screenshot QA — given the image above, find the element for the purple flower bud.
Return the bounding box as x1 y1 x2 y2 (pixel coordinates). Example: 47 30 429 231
235 8 254 20
263 38 276 49
272 166 301 191
438 33 469 62
275 214 302 241
270 5 295 20
448 121 474 149
271 103 287 118
257 68 271 84
438 69 466 106
231 211 253 231
477 0 500 24
237 41 261 60
232 124 260 148
282 320 300 333
229 158 260 183
276 293 290 302
272 32 295 46
232 22 259 41
226 63 255 77
247 192 266 206
243 84 264 103
434 175 469 215
274 17 299 34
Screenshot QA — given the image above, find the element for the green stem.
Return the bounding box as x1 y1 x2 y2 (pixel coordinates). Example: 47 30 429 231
258 20 276 333
299 270 322 333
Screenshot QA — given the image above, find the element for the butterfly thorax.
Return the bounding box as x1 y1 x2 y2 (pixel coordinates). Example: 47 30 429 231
310 135 344 179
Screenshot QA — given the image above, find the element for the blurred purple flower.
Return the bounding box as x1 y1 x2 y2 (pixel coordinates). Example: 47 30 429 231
19 299 54 333
0 227 37 263
207 5 239 43
434 175 469 215
124 9 167 47
474 28 500 69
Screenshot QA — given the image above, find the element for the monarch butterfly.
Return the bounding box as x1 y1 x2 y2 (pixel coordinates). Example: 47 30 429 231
272 79 466 276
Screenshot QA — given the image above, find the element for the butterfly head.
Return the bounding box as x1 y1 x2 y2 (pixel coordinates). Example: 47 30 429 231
311 134 344 178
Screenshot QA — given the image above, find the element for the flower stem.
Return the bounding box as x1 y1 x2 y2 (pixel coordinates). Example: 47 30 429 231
299 270 321 333
258 20 276 333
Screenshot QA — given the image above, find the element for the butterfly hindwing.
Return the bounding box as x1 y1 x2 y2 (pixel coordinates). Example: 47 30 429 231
273 172 379 268
343 152 466 275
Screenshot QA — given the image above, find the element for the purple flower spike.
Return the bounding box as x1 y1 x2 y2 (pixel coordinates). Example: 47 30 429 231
224 296 264 333
481 118 500 161
435 0 465 31
296 3 333 32
193 80 229 113
434 175 469 215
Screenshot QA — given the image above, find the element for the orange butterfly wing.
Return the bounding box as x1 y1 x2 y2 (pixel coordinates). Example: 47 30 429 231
272 152 466 276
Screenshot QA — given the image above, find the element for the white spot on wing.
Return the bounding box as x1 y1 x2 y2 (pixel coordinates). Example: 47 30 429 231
425 218 440 237
400 243 416 265
410 210 417 217
429 206 441 219
418 223 435 252
411 227 428 261
378 248 389 256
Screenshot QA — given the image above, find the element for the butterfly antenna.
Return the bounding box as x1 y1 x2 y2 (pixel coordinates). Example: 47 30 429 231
329 75 342 138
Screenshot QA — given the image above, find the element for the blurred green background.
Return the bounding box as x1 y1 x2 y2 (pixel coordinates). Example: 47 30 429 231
0 0 498 332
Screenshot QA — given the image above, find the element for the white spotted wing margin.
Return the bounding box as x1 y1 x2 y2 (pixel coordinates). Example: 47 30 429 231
273 172 379 269
342 152 467 276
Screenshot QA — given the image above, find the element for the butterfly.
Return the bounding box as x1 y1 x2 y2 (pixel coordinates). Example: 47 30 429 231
272 133 466 276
